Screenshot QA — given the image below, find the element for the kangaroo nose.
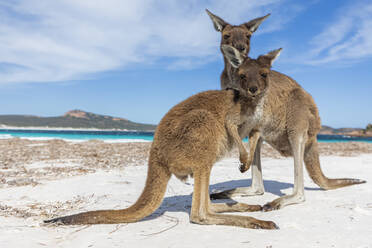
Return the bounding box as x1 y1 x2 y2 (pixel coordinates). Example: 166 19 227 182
249 86 258 94
236 45 245 52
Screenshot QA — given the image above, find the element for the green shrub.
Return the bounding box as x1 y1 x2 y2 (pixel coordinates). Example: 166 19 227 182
367 124 372 132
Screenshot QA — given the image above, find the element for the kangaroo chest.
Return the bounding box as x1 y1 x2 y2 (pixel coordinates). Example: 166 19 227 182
239 97 292 155
239 97 265 137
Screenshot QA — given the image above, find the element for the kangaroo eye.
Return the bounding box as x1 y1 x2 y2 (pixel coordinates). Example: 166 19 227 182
240 74 246 79
260 72 267 78
223 34 230 40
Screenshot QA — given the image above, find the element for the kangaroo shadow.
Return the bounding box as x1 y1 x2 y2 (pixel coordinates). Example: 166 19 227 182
209 178 322 196
210 179 290 197
142 194 192 221
142 178 321 222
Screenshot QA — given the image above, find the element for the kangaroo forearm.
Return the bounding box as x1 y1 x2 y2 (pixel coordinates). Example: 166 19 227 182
226 121 247 157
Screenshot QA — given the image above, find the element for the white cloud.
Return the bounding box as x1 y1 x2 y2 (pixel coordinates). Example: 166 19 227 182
307 1 372 65
0 0 301 84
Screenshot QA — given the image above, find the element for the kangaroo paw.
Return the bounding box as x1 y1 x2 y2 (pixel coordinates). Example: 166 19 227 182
239 162 249 173
238 155 252 173
250 220 279 230
262 201 282 212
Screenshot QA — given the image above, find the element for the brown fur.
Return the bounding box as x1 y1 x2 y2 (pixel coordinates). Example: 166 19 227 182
44 52 281 229
213 45 366 211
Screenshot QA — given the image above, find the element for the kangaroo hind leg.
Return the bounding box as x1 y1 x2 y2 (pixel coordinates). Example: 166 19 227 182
190 167 277 229
263 131 306 211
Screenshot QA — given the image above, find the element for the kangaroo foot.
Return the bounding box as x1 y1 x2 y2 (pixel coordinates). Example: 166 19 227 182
263 194 305 212
262 201 282 212
249 219 279 229
191 213 279 229
210 202 262 213
210 186 264 199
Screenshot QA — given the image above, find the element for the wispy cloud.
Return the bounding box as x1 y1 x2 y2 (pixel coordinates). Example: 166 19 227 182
0 0 303 84
307 0 372 65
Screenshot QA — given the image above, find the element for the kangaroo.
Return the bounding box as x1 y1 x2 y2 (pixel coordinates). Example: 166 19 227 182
206 9 270 90
206 10 270 195
44 50 282 229
212 45 366 211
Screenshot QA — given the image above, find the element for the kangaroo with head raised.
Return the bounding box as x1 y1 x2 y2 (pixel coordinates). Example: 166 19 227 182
44 50 282 229
206 9 270 90
212 41 366 210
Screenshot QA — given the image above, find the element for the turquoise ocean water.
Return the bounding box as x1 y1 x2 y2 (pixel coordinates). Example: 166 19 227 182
0 130 153 141
1 129 372 143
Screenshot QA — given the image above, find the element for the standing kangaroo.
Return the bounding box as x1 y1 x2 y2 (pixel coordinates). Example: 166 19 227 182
213 44 366 211
44 50 282 229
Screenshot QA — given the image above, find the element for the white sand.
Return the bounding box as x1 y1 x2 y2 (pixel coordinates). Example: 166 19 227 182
0 155 371 248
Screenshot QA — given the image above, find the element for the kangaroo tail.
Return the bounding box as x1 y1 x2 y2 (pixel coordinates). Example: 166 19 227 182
304 137 366 190
44 157 171 225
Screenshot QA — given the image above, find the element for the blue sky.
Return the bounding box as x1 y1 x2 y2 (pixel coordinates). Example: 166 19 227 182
0 0 371 128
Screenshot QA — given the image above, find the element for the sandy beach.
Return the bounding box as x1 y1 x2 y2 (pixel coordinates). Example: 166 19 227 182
0 138 372 247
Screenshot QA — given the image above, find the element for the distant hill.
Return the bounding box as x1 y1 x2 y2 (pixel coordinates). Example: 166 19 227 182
0 110 370 137
0 110 156 131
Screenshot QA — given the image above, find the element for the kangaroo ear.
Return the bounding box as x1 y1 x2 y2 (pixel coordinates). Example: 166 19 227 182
221 45 244 68
258 48 282 67
206 9 229 32
243 14 270 33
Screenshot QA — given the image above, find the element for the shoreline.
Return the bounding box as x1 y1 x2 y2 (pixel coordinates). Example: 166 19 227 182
0 135 152 143
0 135 371 144
1 129 372 144
2 126 371 138
320 132 372 138
342 133 372 138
